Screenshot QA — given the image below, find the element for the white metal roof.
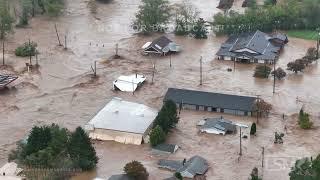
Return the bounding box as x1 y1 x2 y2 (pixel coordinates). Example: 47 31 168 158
113 74 146 92
86 98 157 134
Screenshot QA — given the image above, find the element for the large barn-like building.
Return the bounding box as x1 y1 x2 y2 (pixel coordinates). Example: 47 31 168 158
85 98 157 145
216 30 288 64
164 88 257 116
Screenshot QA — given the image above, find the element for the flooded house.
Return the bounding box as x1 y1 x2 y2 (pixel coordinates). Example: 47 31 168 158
142 36 181 55
164 88 257 116
216 30 288 64
0 74 18 89
85 97 158 145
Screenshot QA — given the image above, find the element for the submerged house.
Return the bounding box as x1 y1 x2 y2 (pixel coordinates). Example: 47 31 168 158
113 74 146 92
198 117 237 135
216 30 288 64
85 97 157 145
142 36 181 55
152 144 179 154
0 74 18 89
164 88 257 116
158 156 209 179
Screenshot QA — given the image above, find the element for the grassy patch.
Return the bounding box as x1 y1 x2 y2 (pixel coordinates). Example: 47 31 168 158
287 30 319 41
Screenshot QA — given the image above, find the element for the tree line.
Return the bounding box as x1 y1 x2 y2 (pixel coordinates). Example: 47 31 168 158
9 124 98 179
213 0 320 35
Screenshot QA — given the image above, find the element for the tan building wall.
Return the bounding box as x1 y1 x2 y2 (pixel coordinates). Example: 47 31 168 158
89 128 144 145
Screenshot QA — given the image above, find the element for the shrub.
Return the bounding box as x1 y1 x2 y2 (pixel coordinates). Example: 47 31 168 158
15 42 38 57
124 161 148 180
150 125 166 146
254 65 271 78
174 172 183 180
250 123 256 135
287 60 305 73
289 155 320 180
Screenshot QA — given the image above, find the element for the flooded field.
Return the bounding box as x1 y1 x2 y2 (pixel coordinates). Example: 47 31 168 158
1 0 319 180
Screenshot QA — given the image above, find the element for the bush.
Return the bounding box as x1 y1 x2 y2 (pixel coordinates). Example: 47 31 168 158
15 42 38 57
254 65 271 78
250 167 262 180
289 155 320 180
124 161 148 180
150 125 166 146
190 18 208 39
287 60 305 73
174 172 183 180
250 123 256 135
298 109 313 129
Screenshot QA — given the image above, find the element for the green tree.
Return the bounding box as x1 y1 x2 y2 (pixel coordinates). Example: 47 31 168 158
133 0 171 33
15 41 38 57
250 167 262 180
174 1 199 36
190 18 208 39
174 172 183 180
150 125 166 146
287 60 305 73
68 127 98 170
24 126 52 157
271 67 287 80
18 0 32 26
0 0 14 39
43 0 65 16
289 155 320 180
250 123 256 135
124 161 148 180
254 65 272 78
298 108 313 129
154 100 179 133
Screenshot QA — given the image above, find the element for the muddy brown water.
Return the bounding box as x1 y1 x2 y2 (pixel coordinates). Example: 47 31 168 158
1 0 319 180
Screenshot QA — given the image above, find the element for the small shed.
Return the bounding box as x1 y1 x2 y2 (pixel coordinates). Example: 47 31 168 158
142 36 181 55
113 74 146 92
152 144 179 154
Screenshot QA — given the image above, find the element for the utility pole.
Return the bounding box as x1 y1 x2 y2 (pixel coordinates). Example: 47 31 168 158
29 39 32 65
115 43 119 57
64 34 67 50
233 58 236 71
169 54 172 68
2 40 4 66
317 29 319 59
151 63 155 84
239 127 242 156
273 60 276 94
200 56 203 85
262 147 265 168
54 24 62 46
256 95 260 124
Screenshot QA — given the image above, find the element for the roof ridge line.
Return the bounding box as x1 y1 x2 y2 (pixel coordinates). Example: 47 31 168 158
246 30 258 48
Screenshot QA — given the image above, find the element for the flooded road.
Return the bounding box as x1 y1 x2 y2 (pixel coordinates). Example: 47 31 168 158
1 0 320 180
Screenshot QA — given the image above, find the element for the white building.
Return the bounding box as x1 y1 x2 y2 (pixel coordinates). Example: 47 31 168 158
113 74 146 92
85 98 157 145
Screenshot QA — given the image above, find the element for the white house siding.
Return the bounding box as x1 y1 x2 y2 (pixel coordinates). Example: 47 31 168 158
89 129 144 145
258 60 266 64
224 56 232 60
183 104 197 110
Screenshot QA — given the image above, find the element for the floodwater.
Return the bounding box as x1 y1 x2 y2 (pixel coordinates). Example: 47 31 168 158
1 0 319 180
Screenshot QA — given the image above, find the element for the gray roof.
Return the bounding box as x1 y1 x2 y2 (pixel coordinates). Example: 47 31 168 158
201 117 237 134
153 144 178 154
108 174 133 180
164 88 256 112
158 156 208 178
158 159 184 171
0 74 18 88
177 156 208 177
146 36 173 53
216 30 287 60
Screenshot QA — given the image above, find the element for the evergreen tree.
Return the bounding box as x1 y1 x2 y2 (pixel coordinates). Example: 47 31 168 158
298 108 313 129
24 126 52 157
68 127 98 170
133 0 171 33
150 125 166 146
289 155 320 180
250 123 256 135
0 0 14 39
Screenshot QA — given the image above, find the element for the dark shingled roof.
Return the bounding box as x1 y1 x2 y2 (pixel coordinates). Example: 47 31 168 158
146 36 173 53
0 74 18 88
178 156 208 177
217 0 234 9
216 30 288 61
164 88 256 112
